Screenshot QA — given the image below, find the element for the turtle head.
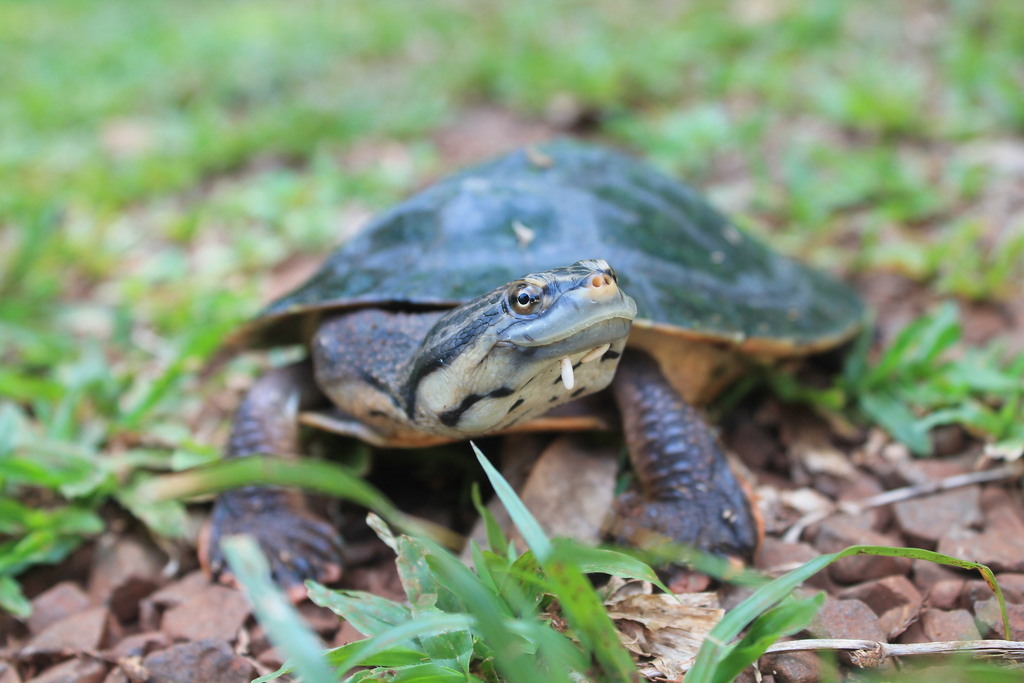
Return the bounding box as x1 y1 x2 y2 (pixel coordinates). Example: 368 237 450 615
405 259 637 437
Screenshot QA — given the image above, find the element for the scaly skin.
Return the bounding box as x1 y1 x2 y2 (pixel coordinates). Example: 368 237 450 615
201 362 343 600
610 351 760 558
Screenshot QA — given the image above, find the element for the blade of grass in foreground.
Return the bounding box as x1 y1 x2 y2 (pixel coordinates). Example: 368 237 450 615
136 455 460 547
472 442 639 682
686 545 1010 683
221 535 334 683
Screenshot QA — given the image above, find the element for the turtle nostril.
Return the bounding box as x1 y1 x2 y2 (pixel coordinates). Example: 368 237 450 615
590 273 614 289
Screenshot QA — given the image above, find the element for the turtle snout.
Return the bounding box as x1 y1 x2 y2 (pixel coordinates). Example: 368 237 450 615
583 268 620 303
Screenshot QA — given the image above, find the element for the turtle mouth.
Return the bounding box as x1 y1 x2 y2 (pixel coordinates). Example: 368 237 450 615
495 313 634 356
496 314 633 390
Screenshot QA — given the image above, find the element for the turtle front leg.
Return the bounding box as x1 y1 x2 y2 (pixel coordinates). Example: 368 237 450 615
610 351 761 559
200 361 343 601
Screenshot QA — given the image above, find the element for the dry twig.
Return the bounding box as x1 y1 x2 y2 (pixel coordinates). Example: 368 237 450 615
782 461 1024 543
765 638 1024 669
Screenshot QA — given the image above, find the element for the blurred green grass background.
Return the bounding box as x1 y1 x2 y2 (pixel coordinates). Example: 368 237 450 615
1 0 1023 614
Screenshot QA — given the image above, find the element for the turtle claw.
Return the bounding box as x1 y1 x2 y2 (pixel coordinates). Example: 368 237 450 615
611 489 761 560
201 489 344 600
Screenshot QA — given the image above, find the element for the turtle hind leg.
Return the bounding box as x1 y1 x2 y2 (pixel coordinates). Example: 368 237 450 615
201 361 343 600
610 351 761 559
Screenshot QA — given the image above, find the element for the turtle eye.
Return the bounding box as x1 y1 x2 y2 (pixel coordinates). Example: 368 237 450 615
509 283 543 314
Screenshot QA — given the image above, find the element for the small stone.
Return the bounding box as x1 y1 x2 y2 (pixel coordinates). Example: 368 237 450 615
812 517 912 584
838 575 922 638
144 571 210 610
27 583 91 635
101 670 128 683
88 535 166 622
938 529 1024 573
920 608 981 641
138 570 210 631
892 486 982 547
514 436 618 545
105 631 169 659
142 638 255 683
161 585 251 643
896 619 928 644
985 503 1024 537
756 538 820 573
929 579 966 610
911 559 964 594
974 599 1024 640
994 574 1024 603
960 579 1011 609
758 651 823 683
20 607 115 658
836 471 891 530
891 456 973 487
24 658 108 683
0 662 22 683
979 485 1019 516
806 597 887 642
256 645 284 671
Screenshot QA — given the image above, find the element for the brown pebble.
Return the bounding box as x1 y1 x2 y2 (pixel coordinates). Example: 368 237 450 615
101 669 129 683
104 631 170 660
20 607 116 658
994 574 1024 603
984 503 1024 538
812 517 912 584
838 575 922 638
138 570 211 632
973 599 1024 640
142 638 255 683
27 583 91 636
24 658 108 683
759 651 824 683
806 597 887 642
161 585 251 643
891 456 973 488
0 662 22 683
938 529 1024 573
960 578 1009 610
892 486 982 547
88 535 166 623
928 579 966 610
920 608 981 641
896 618 928 644
911 558 964 594
144 571 210 611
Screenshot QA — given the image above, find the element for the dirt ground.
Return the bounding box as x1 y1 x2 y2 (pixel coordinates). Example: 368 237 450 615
2 111 1023 682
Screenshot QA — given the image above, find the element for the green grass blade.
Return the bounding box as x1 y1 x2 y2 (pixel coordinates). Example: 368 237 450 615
305 581 411 636
472 442 551 561
544 550 640 681
425 548 570 683
473 444 638 680
554 540 671 593
0 574 31 618
471 482 509 557
138 455 458 545
221 535 334 683
711 593 825 683
324 612 475 674
688 544 1010 682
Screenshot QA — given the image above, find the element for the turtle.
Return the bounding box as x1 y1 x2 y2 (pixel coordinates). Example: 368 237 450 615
202 140 864 596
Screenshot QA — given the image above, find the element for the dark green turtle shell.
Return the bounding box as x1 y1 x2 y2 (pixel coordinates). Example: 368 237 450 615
235 140 864 354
